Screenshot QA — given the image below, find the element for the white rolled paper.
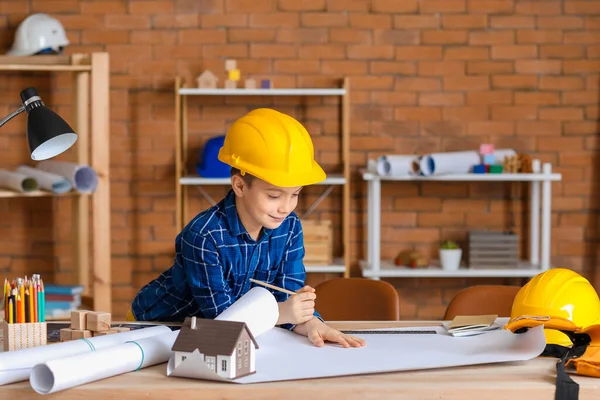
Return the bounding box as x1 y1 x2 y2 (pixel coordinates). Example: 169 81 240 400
0 169 38 192
36 161 98 193
30 330 178 395
15 166 71 194
419 151 481 176
215 287 279 337
376 155 419 177
0 325 171 386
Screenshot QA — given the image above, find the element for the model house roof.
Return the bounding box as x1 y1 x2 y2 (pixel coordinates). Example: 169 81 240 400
171 317 259 355
198 70 218 81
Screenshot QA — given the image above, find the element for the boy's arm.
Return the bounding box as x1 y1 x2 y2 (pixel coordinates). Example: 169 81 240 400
181 230 234 319
272 219 323 329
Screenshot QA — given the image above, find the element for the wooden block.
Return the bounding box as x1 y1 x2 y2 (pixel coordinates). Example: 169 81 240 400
60 328 73 342
86 311 111 332
244 78 256 89
71 329 92 339
225 59 236 71
227 68 240 81
260 79 272 89
93 329 118 337
224 79 237 89
71 310 88 330
112 327 131 333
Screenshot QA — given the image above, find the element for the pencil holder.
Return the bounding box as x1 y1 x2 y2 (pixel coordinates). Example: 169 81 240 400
2 321 47 351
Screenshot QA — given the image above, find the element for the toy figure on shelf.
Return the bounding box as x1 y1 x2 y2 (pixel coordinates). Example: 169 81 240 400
225 59 240 89
196 70 218 89
504 154 532 173
394 250 427 269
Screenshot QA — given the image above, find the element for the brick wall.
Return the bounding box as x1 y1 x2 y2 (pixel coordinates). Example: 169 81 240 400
0 0 599 319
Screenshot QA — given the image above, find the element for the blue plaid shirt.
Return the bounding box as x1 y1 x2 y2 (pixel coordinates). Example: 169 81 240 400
131 190 320 329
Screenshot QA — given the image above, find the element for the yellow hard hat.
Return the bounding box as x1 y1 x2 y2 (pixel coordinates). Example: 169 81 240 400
509 268 600 347
218 108 326 188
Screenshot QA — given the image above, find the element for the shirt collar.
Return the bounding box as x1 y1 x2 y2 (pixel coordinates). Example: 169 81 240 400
224 190 272 242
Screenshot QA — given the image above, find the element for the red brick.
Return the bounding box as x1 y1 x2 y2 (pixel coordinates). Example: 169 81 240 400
133 30 179 45
443 106 488 121
566 122 598 136
418 61 465 76
491 106 537 120
537 138 584 152
565 1 600 14
565 32 600 44
539 108 585 121
326 0 370 11
422 30 468 44
445 46 489 60
371 92 417 105
420 0 466 13
370 61 416 75
128 1 173 13
394 15 440 29
321 60 367 74
330 28 371 43
538 16 584 29
466 91 513 105
249 13 299 27
491 45 537 59
276 29 327 43
492 75 538 89
396 77 441 91
490 16 535 28
517 1 562 15
300 44 345 59
468 0 513 13
469 31 514 45
466 121 514 136
157 14 200 28
517 30 563 44
541 77 584 91
372 0 418 12
201 14 247 28
516 121 562 136
82 30 129 44
561 91 598 105
443 76 490 91
396 46 443 60
373 30 420 45
231 29 276 43
515 92 560 106
442 15 488 29
301 12 346 27
226 0 274 12
467 61 514 74
349 13 392 29
540 45 585 59
515 60 562 74
31 0 79 12
564 60 600 73
419 93 464 106
348 45 395 59
395 107 443 121
105 15 151 30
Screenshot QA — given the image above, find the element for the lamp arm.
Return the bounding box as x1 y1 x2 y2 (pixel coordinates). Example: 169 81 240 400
0 105 25 129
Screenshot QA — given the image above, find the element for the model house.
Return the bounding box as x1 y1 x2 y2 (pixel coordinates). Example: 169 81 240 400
196 70 218 89
171 316 259 379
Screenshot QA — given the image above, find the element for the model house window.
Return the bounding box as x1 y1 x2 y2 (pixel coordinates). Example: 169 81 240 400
238 358 242 368
244 357 248 367
237 342 242 356
244 340 249 354
221 360 227 371
206 356 216 371
182 356 187 361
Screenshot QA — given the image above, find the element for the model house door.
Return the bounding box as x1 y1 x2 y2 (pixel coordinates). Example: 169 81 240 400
205 356 216 372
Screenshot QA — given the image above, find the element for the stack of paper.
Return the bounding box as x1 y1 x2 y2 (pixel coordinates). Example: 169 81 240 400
445 315 500 337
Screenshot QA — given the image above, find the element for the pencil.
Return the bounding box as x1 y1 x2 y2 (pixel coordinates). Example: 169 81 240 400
8 296 13 324
39 279 45 323
249 278 297 296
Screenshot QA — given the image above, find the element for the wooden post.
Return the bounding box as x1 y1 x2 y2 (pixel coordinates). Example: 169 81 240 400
342 77 351 278
175 77 183 232
71 55 90 296
90 53 111 312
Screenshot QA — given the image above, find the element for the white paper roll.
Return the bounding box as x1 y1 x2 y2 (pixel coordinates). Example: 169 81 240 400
15 166 71 194
420 151 481 176
30 330 178 394
0 169 38 192
35 161 98 193
376 155 419 177
0 325 171 385
215 287 278 337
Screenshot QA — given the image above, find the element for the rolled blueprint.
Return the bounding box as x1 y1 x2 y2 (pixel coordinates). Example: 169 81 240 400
376 155 419 177
15 166 71 194
419 151 481 176
29 287 278 394
30 330 179 394
0 169 38 192
0 325 171 386
36 161 98 193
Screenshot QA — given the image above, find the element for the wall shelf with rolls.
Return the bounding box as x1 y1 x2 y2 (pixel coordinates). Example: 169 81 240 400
0 53 111 313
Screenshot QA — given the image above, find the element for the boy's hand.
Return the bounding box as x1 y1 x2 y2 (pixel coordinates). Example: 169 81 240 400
276 285 316 325
294 318 366 348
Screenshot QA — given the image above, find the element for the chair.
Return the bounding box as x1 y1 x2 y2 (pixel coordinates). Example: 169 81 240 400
314 278 400 321
443 285 522 321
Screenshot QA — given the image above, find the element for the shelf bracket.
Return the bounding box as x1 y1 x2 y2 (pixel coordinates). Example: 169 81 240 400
300 185 335 219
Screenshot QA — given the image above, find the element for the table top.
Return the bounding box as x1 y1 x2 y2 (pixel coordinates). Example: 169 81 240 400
4 321 600 399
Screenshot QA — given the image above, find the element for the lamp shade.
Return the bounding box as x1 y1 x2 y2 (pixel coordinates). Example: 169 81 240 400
26 105 77 161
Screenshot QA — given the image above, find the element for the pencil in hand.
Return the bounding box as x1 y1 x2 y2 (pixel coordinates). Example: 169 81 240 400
249 278 297 296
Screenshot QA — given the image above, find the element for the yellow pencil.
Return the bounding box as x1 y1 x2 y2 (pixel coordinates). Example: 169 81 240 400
249 278 297 296
8 296 13 324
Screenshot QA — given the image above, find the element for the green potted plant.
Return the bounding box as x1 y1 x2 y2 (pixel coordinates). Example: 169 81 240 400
440 240 462 271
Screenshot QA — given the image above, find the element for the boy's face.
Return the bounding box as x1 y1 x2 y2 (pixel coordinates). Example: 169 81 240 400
233 175 302 230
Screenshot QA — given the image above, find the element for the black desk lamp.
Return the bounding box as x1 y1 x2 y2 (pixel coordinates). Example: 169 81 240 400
0 87 77 160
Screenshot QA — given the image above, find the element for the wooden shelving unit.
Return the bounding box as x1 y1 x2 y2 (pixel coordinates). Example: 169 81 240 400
174 77 351 277
0 53 111 312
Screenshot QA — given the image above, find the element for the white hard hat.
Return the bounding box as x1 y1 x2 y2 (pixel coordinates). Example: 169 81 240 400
7 13 69 56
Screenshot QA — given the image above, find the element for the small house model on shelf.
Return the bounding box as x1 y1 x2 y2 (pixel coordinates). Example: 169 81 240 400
171 316 259 379
196 70 219 89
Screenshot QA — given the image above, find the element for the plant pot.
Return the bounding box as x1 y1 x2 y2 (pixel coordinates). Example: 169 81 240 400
440 249 462 271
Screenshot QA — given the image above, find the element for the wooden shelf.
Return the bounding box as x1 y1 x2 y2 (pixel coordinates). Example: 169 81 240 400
360 260 544 278
179 88 346 96
179 174 346 186
0 53 111 313
0 190 87 198
363 171 562 182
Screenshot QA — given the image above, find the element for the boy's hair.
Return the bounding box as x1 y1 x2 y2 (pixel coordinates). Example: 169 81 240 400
230 167 254 186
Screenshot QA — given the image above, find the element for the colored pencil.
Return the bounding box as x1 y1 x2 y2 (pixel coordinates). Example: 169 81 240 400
8 296 13 324
249 278 297 296
39 279 45 323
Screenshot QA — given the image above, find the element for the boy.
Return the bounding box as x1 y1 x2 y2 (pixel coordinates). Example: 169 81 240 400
131 108 365 349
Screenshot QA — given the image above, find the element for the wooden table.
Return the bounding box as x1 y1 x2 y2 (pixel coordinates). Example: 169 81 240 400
4 321 600 399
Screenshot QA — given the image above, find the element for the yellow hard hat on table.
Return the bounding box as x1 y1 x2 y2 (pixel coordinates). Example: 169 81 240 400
509 268 600 347
218 108 326 187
